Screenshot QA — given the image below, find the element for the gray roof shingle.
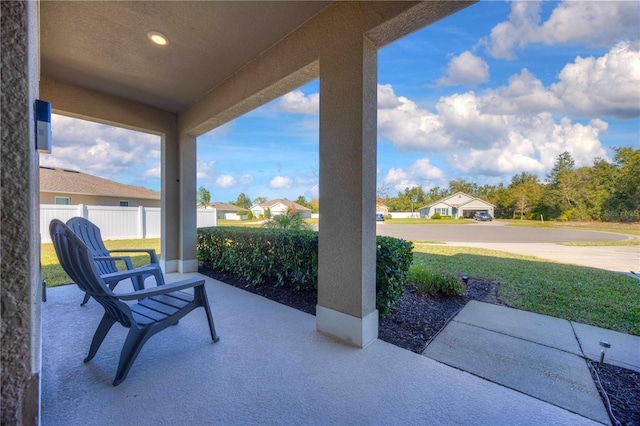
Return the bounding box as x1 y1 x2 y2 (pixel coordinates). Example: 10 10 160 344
39 166 160 200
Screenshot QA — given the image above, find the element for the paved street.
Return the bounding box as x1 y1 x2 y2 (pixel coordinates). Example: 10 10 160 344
375 221 639 275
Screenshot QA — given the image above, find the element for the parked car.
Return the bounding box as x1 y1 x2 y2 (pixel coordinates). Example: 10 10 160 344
474 211 492 221
376 213 385 221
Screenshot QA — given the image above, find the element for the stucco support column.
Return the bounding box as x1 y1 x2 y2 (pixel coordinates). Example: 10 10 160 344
317 35 378 348
1 1 41 423
178 134 198 272
161 130 180 273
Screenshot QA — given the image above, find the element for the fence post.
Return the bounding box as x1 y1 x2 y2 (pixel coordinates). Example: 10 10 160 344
77 203 87 218
138 206 145 239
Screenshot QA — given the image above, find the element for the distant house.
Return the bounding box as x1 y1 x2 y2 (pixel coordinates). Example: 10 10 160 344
419 192 495 219
39 166 160 207
202 202 247 220
376 200 389 217
251 199 312 219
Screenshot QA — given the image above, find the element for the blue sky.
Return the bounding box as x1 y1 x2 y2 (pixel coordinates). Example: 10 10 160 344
44 1 640 204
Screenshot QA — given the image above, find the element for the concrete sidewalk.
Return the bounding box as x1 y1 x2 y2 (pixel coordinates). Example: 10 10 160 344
423 301 640 424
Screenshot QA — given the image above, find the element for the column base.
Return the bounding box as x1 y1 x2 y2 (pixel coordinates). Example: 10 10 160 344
316 305 378 348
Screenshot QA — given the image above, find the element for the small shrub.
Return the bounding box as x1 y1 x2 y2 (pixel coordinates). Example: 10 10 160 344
387 214 392 219
431 213 441 219
197 228 413 315
263 208 311 230
409 264 466 296
376 236 413 316
247 210 254 220
439 215 453 220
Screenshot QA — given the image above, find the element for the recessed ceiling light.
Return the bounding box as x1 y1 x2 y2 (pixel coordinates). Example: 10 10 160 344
147 31 168 46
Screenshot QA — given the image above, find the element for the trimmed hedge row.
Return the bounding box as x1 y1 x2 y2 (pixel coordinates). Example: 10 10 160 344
197 227 413 316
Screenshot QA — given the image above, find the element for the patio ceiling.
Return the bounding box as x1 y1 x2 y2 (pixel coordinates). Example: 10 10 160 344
40 1 331 113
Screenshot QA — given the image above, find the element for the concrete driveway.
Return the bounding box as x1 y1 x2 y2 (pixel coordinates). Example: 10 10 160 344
375 221 639 275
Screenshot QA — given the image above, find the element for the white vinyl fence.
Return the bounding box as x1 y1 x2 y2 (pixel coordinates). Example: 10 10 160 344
40 204 217 243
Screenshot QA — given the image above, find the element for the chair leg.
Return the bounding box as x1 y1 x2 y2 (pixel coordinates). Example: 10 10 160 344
132 275 145 291
197 285 219 342
84 314 116 363
81 293 91 306
113 327 152 386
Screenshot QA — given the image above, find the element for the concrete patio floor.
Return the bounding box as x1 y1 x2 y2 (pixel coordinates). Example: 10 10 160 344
42 273 601 425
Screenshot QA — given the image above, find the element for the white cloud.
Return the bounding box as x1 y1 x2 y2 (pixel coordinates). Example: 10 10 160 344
378 84 402 108
269 176 292 189
481 1 542 60
215 175 236 188
197 161 216 179
143 166 161 178
437 51 490 88
539 2 640 46
408 158 445 180
482 1 640 59
42 115 161 183
382 159 445 193
449 113 609 176
278 90 319 114
383 168 417 193
378 85 448 152
240 174 254 185
481 69 563 115
552 41 640 119
377 83 609 177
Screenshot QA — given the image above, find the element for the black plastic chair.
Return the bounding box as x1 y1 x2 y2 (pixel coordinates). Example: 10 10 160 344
50 219 220 386
66 217 164 305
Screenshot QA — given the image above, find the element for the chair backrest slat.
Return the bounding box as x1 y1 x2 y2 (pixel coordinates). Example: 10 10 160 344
50 219 133 326
66 217 118 275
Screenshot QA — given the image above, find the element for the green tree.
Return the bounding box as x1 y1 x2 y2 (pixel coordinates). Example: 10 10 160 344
310 198 320 214
604 147 640 221
404 186 427 215
263 207 311 230
253 196 267 206
294 195 312 210
493 183 514 219
233 192 252 209
425 186 448 204
448 178 478 196
546 151 575 186
508 173 542 220
197 186 211 209
542 151 578 219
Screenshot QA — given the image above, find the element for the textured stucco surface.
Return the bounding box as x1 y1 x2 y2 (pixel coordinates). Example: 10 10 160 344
1 1 41 424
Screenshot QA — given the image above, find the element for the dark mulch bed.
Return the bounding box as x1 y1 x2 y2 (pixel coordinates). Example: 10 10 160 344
199 266 639 424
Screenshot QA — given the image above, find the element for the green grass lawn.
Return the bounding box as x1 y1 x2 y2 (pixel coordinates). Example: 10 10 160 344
43 235 639 336
42 238 161 288
412 243 640 335
214 219 263 227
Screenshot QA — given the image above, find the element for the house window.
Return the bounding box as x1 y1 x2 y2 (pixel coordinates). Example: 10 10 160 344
54 197 70 205
119 200 130 207
435 207 449 216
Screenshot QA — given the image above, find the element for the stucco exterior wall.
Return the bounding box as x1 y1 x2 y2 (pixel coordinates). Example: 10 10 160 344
1 1 41 423
40 192 160 207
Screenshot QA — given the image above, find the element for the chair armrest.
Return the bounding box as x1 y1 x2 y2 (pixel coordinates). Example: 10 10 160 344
108 249 159 264
116 278 205 300
95 255 136 270
101 265 161 283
